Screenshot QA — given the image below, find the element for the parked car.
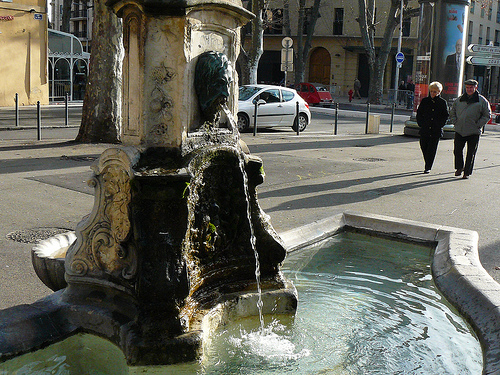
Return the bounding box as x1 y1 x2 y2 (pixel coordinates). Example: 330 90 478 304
296 82 333 106
237 85 311 132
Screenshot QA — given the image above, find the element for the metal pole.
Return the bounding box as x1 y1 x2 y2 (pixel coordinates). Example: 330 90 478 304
295 101 300 136
390 102 395 133
334 102 338 135
394 0 404 94
253 101 258 136
365 103 370 134
37 101 42 140
65 93 69 127
15 93 19 127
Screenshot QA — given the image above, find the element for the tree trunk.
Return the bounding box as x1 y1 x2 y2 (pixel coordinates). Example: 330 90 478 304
238 0 265 85
283 0 322 86
75 0 123 143
357 0 404 104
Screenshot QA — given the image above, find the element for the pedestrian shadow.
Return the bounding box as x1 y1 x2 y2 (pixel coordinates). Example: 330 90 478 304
259 170 429 200
262 172 458 212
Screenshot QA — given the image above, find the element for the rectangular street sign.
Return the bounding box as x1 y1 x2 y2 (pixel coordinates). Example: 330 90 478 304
281 48 293 71
466 56 500 66
468 44 500 55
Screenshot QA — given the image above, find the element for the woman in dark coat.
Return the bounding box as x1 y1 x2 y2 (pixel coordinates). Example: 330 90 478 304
416 81 449 173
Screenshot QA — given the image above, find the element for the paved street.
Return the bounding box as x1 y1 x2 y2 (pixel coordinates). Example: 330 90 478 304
1 100 500 313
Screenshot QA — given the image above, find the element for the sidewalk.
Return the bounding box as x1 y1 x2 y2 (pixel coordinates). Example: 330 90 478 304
1 107 500 312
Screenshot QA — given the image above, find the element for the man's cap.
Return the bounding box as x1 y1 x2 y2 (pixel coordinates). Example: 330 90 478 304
464 79 478 86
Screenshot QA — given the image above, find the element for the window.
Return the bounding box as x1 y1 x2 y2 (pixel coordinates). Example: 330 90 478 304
471 1 475 14
333 8 344 35
487 26 491 44
495 29 500 45
258 89 280 103
469 21 474 45
497 0 500 22
263 9 283 35
479 24 484 44
402 18 411 37
281 90 294 102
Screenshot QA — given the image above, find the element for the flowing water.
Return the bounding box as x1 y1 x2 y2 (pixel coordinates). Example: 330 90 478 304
1 231 482 374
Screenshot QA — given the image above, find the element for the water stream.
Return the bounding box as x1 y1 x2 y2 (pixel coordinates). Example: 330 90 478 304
224 104 265 332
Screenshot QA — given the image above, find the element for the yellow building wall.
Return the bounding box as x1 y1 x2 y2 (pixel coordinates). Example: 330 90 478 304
0 0 48 106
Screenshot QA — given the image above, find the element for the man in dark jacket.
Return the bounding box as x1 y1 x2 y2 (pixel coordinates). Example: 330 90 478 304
416 81 449 173
449 79 491 179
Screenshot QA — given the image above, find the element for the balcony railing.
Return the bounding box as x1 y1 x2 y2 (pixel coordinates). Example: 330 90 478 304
73 30 88 39
71 9 88 19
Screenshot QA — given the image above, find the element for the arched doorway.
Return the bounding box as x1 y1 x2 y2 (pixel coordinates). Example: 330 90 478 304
308 47 331 85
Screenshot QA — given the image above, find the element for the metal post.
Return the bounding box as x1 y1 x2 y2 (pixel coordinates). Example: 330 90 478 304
334 102 339 135
65 93 69 127
365 103 370 134
394 0 404 94
37 101 42 140
253 101 258 136
390 102 395 133
15 93 19 127
295 101 300 136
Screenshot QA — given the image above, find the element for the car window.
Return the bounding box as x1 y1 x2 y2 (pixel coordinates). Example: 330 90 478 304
239 86 261 101
257 89 280 103
309 86 315 93
281 89 295 102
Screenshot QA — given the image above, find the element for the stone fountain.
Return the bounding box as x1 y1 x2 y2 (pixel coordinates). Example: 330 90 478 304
0 0 297 366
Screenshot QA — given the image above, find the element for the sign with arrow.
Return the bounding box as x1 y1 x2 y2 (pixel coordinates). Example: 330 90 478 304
466 56 500 66
468 44 500 55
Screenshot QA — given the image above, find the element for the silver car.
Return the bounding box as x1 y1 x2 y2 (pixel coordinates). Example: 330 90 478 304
237 84 311 132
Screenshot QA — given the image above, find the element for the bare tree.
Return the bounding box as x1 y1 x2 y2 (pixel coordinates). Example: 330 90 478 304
282 0 322 86
238 0 266 85
357 0 418 104
75 0 123 143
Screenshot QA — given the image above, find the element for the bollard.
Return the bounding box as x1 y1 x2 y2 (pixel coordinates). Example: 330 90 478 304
390 102 395 133
65 93 69 127
334 102 338 135
253 100 258 136
37 101 42 140
15 93 19 127
365 103 370 134
295 101 300 136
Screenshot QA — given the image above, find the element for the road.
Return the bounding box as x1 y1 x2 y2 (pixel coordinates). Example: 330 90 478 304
0 105 412 141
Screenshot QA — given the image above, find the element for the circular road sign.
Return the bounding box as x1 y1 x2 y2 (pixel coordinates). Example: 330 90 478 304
282 37 293 48
395 52 405 63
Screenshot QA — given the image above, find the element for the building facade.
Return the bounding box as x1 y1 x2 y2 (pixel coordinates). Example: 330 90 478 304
243 0 500 102
243 0 420 98
0 0 48 106
49 0 93 53
465 0 500 102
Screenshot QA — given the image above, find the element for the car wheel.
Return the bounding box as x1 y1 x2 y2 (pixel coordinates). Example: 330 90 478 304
237 113 250 132
292 113 308 132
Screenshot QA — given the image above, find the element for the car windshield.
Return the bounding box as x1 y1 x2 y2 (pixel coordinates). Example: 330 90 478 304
239 86 262 101
315 85 328 92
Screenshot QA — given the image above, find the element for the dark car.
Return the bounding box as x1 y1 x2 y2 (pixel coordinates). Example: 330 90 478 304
296 82 333 106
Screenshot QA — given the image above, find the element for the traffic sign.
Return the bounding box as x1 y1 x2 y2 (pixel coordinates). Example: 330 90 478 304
466 56 500 66
395 52 405 63
281 48 293 71
468 44 500 55
282 37 293 49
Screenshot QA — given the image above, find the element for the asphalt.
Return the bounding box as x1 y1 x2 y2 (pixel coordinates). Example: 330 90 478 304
1 98 500 311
